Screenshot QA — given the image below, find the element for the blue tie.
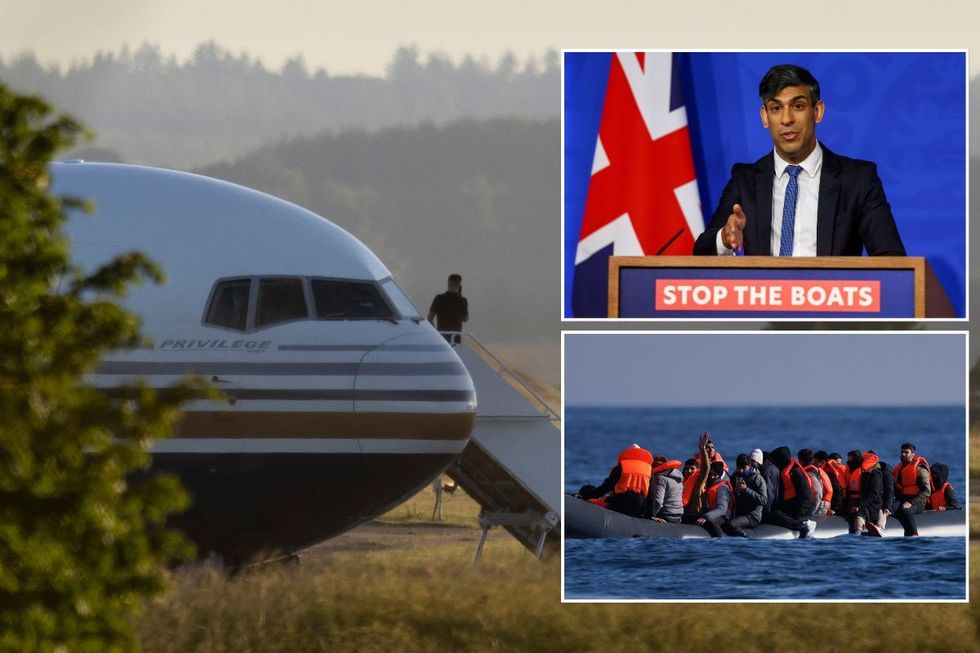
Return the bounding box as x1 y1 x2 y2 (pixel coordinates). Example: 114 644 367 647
779 165 802 256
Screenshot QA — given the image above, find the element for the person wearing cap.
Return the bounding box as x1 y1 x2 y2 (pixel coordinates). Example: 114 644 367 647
890 442 931 536
723 453 768 537
577 443 653 518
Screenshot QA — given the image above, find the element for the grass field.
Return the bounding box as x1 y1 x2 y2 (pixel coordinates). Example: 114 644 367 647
136 483 979 653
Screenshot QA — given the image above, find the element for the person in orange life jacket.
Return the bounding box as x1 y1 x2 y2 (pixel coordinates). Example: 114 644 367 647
685 461 732 537
722 453 767 538
813 450 844 514
799 448 834 516
683 432 715 518
751 448 779 519
681 458 700 509
644 455 684 523
693 438 729 473
763 446 816 538
891 442 931 536
927 463 960 511
577 443 653 518
842 450 883 535
864 449 893 535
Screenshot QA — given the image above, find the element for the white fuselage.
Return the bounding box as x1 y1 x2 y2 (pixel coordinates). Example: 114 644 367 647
52 162 476 560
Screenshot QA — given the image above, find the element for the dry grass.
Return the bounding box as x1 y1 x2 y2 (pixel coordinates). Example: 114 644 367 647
137 493 979 653
379 475 481 527
138 539 977 653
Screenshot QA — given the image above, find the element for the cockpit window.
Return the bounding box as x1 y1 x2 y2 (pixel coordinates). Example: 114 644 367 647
204 278 251 331
204 276 411 331
256 277 308 327
380 278 422 319
311 279 393 319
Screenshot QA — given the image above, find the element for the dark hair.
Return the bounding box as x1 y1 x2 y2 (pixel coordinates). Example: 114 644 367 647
709 461 725 476
448 274 462 285
736 453 750 468
759 64 820 104
798 448 814 465
814 450 828 462
829 452 842 461
683 458 698 468
900 442 916 452
653 454 667 465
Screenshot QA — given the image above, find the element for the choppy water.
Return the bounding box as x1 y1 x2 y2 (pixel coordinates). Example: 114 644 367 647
564 406 966 600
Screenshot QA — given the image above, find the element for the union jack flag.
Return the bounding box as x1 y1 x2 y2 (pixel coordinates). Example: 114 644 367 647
571 52 703 317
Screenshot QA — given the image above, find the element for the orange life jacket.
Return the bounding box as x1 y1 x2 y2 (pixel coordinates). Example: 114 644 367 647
587 497 608 508
613 447 653 496
893 456 930 497
928 482 952 510
651 459 682 475
821 459 848 494
705 479 734 517
694 450 729 473
845 452 879 503
682 472 698 506
780 459 807 501
803 464 834 503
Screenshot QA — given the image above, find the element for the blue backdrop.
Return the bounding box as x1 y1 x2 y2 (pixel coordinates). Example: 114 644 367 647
563 51 967 318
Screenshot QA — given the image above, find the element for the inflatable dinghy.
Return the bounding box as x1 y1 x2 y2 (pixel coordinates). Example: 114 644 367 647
565 494 966 540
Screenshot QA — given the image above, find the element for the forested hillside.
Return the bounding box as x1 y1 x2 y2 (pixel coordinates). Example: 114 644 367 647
199 117 561 380
0 42 558 168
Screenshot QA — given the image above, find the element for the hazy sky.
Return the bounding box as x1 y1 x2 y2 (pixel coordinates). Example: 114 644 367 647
564 333 966 406
3 1 979 77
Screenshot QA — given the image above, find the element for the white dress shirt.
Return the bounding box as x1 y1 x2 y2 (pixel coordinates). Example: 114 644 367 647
716 144 823 255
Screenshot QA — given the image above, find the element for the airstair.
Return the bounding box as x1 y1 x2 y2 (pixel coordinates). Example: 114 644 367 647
444 334 561 559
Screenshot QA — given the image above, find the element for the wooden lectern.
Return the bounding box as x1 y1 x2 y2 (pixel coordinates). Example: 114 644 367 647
608 256 955 319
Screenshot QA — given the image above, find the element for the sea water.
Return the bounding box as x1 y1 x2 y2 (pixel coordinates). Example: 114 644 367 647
563 406 966 601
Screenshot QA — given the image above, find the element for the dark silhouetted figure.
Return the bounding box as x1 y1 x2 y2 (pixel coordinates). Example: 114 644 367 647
428 273 468 344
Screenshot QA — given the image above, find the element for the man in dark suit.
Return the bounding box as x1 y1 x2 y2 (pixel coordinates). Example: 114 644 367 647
693 64 905 257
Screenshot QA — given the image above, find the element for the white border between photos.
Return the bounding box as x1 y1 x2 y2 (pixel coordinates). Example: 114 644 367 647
559 329 970 603
559 49 970 323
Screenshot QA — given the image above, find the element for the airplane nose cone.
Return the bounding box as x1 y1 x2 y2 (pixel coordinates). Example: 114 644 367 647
354 332 476 454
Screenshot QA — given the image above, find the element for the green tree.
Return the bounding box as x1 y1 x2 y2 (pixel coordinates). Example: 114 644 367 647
0 83 201 651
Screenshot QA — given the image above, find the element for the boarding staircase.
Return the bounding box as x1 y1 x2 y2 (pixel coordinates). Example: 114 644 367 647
443 333 561 560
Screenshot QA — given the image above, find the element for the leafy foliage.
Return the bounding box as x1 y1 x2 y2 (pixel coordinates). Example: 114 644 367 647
0 83 202 652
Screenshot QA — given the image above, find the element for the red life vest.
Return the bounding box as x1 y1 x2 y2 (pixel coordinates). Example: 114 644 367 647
821 459 848 494
613 446 653 496
705 479 734 517
694 450 729 473
803 464 834 503
682 472 698 507
651 459 682 475
893 456 930 497
929 482 952 510
845 452 879 505
780 459 807 501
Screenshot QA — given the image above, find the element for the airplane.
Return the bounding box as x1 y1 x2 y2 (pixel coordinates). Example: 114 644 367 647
52 161 477 564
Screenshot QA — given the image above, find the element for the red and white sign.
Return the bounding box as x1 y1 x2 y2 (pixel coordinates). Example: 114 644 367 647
655 279 881 312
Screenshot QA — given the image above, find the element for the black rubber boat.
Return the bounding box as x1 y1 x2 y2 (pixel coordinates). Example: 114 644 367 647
565 494 966 539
